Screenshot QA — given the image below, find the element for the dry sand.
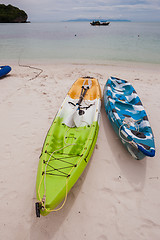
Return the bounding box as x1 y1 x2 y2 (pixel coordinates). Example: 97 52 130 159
0 61 160 240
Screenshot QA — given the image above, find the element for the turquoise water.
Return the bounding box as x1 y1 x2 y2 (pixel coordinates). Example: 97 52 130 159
0 22 160 64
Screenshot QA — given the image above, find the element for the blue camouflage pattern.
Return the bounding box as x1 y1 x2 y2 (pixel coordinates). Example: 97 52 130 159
103 76 155 160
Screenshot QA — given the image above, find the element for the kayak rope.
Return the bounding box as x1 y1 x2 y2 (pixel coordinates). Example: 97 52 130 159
67 78 96 126
39 142 77 211
76 79 92 114
107 97 140 146
38 173 69 213
38 119 97 213
68 101 94 110
18 54 43 81
43 150 81 177
44 99 99 213
119 117 141 145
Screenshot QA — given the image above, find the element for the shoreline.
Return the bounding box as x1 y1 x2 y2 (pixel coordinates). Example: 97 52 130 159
2 57 160 66
0 62 160 239
1 59 160 77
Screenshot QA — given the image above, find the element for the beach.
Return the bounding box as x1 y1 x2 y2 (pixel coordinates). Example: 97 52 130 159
0 61 160 240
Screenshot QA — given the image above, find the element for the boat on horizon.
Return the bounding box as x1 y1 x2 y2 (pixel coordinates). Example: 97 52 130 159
90 21 110 26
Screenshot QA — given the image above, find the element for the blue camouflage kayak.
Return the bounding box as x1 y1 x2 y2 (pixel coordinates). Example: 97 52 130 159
0 65 11 78
104 76 155 160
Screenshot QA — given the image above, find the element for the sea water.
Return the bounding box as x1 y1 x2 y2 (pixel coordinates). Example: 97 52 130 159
0 22 160 64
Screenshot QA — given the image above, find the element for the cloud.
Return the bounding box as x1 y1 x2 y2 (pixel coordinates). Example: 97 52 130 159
1 0 160 21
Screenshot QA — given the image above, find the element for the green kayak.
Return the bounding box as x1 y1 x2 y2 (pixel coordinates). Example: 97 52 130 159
36 77 101 216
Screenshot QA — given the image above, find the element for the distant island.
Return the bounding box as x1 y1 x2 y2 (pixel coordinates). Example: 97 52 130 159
66 18 131 22
0 4 28 23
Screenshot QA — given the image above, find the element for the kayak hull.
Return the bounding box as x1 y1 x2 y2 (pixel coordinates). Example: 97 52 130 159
0 65 11 78
36 77 101 216
104 76 155 160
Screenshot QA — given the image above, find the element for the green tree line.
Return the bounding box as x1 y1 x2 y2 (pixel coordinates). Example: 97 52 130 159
0 4 28 23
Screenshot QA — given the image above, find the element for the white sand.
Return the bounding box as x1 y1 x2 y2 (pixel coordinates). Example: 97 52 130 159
0 62 160 240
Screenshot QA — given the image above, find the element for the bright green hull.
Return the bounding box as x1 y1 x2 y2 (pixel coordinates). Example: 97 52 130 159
36 77 101 216
36 117 99 216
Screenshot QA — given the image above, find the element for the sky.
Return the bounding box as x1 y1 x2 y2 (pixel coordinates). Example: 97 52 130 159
2 0 160 22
